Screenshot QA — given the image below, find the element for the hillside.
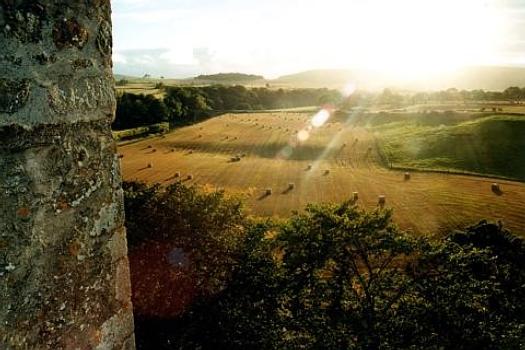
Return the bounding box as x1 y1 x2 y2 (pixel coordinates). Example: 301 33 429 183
374 114 525 180
272 66 525 91
114 65 525 91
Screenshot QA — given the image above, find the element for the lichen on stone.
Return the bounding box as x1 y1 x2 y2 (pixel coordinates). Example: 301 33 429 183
0 79 30 114
52 18 89 50
0 2 46 43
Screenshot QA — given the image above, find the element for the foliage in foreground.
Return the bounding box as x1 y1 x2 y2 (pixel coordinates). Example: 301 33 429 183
124 182 525 350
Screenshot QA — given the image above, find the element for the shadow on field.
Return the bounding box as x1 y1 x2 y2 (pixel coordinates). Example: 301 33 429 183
281 187 293 195
492 187 504 196
258 193 271 200
165 140 338 161
164 175 180 182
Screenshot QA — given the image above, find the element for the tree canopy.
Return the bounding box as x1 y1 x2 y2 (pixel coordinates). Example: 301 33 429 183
123 182 525 350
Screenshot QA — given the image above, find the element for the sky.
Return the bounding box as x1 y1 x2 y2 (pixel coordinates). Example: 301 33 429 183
112 0 525 79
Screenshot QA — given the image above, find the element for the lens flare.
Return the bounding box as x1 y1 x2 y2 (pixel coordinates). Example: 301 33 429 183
343 82 357 97
297 129 310 142
278 145 293 159
311 109 330 128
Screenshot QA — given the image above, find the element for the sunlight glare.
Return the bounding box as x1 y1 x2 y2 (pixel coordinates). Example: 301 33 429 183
343 82 357 97
297 129 310 142
327 0 507 77
311 109 330 128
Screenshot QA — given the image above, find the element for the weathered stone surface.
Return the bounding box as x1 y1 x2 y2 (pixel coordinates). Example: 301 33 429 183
47 75 115 116
1 2 47 43
52 18 89 50
97 20 112 58
1 0 134 348
0 0 116 128
0 79 30 113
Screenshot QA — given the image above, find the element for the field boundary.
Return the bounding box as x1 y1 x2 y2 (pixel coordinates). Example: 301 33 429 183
388 165 525 183
223 107 319 114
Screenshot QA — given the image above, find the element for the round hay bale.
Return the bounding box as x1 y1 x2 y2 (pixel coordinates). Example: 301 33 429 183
404 172 411 181
324 169 330 175
491 183 501 192
352 192 359 201
147 163 152 168
147 145 152 149
288 183 295 190
378 195 386 205
307 164 312 170
171 148 175 152
117 153 124 159
187 174 194 180
266 188 273 196
174 172 181 178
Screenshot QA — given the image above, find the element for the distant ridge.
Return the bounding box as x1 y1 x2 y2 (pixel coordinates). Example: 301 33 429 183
194 73 265 82
272 66 525 91
114 66 525 91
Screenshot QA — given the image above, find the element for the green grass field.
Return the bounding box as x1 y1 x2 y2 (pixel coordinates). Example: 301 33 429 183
371 114 525 180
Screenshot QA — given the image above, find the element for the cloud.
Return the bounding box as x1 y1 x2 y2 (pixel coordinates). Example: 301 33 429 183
113 48 201 78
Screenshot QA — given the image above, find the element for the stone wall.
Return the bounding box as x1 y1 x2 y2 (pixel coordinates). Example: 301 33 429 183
0 1 135 348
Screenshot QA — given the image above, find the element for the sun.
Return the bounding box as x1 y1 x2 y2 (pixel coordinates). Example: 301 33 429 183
326 0 506 78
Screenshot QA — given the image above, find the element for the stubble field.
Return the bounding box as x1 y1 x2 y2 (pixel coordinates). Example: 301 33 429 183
119 112 525 235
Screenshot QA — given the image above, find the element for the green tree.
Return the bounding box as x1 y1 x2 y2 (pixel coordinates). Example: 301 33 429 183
275 203 420 349
123 181 245 295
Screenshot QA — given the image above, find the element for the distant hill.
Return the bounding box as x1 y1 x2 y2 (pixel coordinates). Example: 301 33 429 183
114 66 525 91
194 73 265 83
272 66 525 91
114 74 141 81
273 69 358 88
444 66 525 91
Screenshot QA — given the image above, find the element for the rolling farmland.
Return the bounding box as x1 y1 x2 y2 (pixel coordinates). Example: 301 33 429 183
119 112 525 235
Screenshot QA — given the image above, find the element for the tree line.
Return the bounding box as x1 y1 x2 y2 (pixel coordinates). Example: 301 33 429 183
342 86 525 109
113 85 525 131
125 181 525 350
113 86 342 130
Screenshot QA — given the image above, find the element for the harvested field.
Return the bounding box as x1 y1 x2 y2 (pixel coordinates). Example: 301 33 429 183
119 112 525 235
